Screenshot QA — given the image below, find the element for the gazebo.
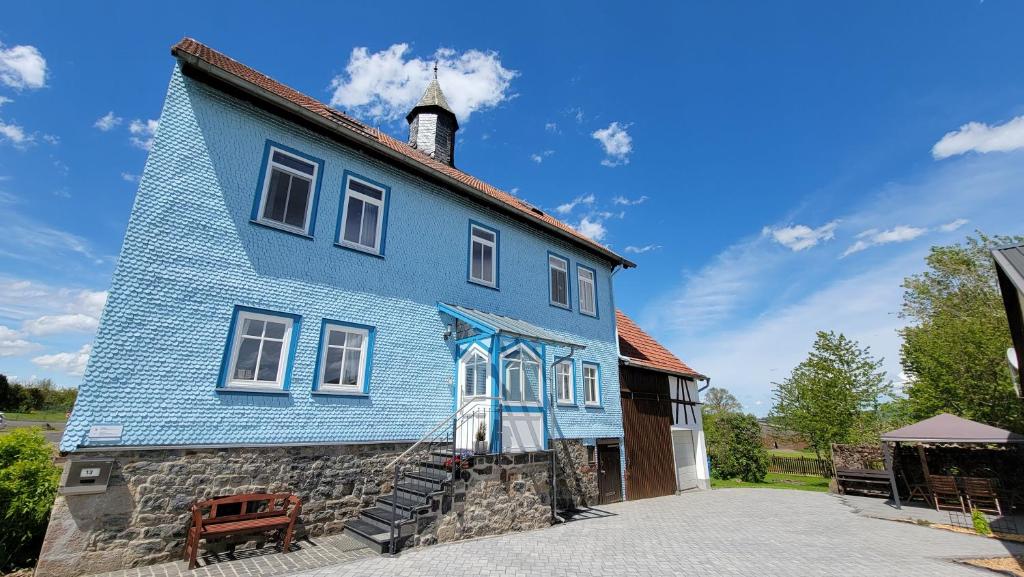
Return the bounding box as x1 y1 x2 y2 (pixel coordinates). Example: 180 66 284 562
880 413 1024 510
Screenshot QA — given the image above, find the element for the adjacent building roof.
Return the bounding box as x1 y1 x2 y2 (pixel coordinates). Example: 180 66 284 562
170 38 632 268
994 244 1024 294
439 303 586 349
993 243 1024 392
616 309 705 379
881 413 1024 444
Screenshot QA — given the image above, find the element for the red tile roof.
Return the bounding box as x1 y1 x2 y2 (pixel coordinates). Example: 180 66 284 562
170 38 632 267
616 309 704 378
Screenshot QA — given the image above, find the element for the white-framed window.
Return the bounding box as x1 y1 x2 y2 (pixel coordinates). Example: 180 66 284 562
339 175 387 254
577 265 597 317
583 363 600 405
316 323 372 393
461 346 490 398
468 223 498 287
256 146 318 234
502 345 541 404
226 310 295 389
555 360 574 403
549 254 570 308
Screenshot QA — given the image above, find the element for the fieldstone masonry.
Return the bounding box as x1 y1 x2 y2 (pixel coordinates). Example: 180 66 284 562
551 439 598 508
36 443 412 577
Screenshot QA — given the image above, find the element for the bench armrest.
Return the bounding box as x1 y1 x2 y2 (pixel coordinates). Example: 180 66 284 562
287 495 302 523
190 502 204 531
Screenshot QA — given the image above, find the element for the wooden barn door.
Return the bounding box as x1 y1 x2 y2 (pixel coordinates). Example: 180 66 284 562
621 366 677 500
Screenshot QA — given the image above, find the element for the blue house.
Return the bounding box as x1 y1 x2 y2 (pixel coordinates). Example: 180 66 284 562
39 39 636 574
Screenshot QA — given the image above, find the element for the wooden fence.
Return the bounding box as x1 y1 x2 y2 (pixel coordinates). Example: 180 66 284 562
768 455 833 478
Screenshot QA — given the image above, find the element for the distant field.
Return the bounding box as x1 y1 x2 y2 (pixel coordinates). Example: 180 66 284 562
2 410 69 423
712 472 830 492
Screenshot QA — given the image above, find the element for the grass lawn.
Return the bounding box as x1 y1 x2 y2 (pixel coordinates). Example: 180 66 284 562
2 410 69 423
712 472 831 492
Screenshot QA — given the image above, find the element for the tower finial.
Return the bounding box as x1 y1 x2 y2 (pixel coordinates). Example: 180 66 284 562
433 61 438 80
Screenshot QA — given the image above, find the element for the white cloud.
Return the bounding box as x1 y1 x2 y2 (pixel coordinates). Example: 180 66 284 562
129 119 158 151
121 172 140 183
94 111 123 131
555 193 595 215
0 96 12 107
575 216 606 242
938 218 969 232
509 187 519 195
32 344 91 376
0 278 106 324
22 313 100 336
842 225 927 257
762 221 839 252
42 133 59 145
624 244 661 254
612 195 647 206
329 44 517 123
544 122 559 133
530 150 555 164
0 119 31 146
0 43 47 89
0 324 40 357
592 122 632 166
933 115 1024 159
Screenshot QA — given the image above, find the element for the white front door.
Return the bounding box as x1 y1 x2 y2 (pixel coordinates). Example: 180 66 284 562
672 429 699 491
456 344 491 452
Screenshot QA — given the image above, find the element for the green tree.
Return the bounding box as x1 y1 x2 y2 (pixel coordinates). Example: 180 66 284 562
770 331 891 457
0 428 61 571
703 387 742 415
706 412 768 482
900 233 1024 432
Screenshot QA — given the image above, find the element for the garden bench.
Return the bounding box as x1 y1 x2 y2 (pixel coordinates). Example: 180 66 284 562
184 493 301 569
835 468 892 497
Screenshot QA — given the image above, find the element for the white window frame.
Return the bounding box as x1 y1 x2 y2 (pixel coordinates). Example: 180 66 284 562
549 254 570 308
555 360 574 404
577 265 597 317
468 224 498 288
502 344 542 406
339 175 387 254
225 310 295 390
256 146 318 234
316 323 371 394
583 363 600 406
459 344 491 399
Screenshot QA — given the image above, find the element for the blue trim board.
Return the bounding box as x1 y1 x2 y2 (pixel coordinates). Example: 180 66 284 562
437 303 496 335
489 334 501 453
547 250 572 310
334 170 391 256
217 305 303 391
250 140 325 237
576 262 599 319
466 219 500 290
583 361 603 408
310 318 376 395
541 343 549 448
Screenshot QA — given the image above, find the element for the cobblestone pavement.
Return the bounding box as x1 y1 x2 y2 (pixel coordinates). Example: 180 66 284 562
288 489 1024 577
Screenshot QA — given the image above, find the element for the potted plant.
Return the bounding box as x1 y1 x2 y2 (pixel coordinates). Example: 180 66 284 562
474 422 488 455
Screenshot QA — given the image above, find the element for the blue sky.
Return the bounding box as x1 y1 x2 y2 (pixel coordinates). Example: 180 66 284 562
1 2 1023 414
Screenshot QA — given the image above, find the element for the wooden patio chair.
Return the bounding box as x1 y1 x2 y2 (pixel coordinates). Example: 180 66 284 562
962 477 1002 516
928 475 966 513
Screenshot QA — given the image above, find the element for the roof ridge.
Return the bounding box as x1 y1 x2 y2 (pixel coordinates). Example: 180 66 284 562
616 309 704 378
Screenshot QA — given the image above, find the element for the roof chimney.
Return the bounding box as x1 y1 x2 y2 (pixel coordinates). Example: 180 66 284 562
406 64 459 166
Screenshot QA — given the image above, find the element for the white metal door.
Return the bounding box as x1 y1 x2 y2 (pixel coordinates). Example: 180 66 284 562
672 429 698 491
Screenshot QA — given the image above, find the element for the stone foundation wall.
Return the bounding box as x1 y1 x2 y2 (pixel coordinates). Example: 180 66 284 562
551 439 598 508
415 452 553 546
36 443 412 577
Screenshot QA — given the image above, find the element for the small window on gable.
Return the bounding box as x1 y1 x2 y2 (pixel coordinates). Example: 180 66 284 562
339 175 388 255
225 309 297 390
316 322 373 394
578 265 597 317
555 360 574 404
583 363 600 406
549 254 570 309
469 223 498 287
256 146 319 234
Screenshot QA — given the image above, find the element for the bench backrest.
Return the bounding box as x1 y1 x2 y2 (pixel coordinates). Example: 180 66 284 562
929 475 959 495
836 468 889 479
192 493 299 527
961 477 998 496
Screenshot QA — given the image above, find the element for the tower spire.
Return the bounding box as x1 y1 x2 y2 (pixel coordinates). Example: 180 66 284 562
406 66 459 166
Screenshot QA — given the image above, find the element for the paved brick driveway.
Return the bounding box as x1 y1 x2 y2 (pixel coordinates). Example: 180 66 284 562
291 489 1024 577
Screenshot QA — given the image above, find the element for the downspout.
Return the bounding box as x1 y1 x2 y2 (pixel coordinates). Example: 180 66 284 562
549 345 577 524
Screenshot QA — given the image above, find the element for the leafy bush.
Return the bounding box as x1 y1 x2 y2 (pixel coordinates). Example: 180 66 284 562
972 508 992 536
0 374 77 413
706 412 769 483
0 428 61 572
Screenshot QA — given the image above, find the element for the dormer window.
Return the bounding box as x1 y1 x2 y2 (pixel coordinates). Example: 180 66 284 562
254 145 321 236
338 173 389 255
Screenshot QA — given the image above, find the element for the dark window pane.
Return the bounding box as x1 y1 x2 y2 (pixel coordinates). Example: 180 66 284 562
481 245 493 282
348 332 363 348
349 179 383 200
284 176 310 228
464 363 476 396
273 151 315 175
552 269 567 304
233 338 260 380
472 227 494 242
263 169 290 223
257 340 282 381
471 242 483 279
328 330 346 347
343 198 364 243
360 202 379 247
342 349 361 385
264 321 286 340
243 319 264 337
323 347 343 384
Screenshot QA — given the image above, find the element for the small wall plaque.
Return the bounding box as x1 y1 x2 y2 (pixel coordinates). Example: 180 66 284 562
59 460 114 495
87 425 123 442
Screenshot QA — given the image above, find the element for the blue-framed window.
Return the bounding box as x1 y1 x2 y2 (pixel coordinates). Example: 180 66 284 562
312 319 375 395
548 252 571 309
577 264 598 317
468 221 499 289
582 362 601 406
337 171 390 256
219 306 302 392
251 142 324 237
555 359 575 404
502 344 542 405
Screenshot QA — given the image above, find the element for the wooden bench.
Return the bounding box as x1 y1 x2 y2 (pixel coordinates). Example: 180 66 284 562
184 493 301 569
835 468 893 497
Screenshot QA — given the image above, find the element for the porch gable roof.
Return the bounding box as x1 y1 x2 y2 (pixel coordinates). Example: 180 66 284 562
438 303 586 349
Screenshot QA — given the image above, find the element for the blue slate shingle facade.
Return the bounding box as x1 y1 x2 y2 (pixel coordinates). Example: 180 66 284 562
61 63 625 453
